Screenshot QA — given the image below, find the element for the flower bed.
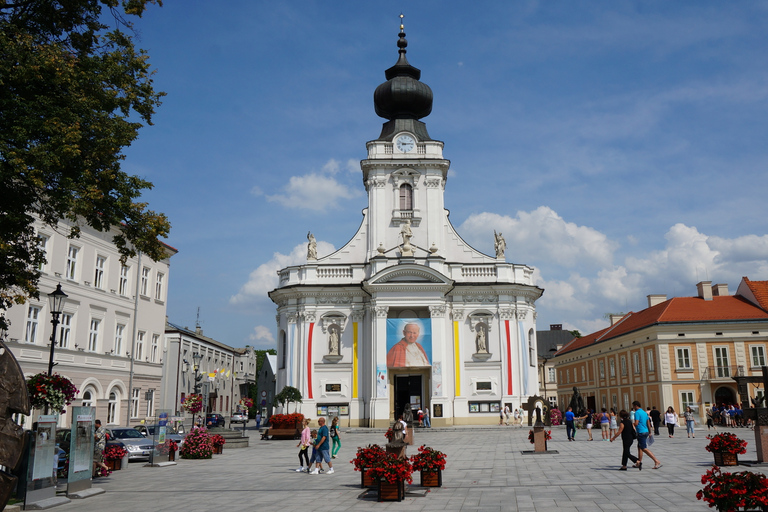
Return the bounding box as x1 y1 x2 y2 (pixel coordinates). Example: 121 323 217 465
104 444 128 462
180 427 214 459
697 466 768 511
269 413 304 429
26 373 78 413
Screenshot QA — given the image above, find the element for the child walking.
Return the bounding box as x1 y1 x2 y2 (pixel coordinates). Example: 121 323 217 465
295 418 311 472
330 417 342 459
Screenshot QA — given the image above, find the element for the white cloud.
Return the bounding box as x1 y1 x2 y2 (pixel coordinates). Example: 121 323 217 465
229 240 336 305
266 158 362 212
249 325 275 344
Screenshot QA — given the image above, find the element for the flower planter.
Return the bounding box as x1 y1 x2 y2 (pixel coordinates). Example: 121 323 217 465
377 479 405 502
713 452 739 466
168 450 176 462
420 469 442 487
213 446 223 455
361 468 376 488
105 458 122 471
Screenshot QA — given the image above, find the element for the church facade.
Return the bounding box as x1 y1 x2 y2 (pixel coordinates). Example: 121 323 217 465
269 24 543 427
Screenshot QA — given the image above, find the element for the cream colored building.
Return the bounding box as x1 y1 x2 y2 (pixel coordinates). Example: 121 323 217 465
4 216 176 427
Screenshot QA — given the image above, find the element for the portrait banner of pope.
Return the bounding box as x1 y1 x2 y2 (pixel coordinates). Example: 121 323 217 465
386 319 432 368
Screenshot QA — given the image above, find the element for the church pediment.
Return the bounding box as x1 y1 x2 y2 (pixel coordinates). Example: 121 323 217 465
364 264 453 292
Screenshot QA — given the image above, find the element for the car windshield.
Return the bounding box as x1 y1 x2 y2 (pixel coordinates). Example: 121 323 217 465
111 429 145 439
144 425 178 435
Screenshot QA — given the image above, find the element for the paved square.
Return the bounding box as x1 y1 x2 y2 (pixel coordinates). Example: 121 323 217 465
50 426 767 511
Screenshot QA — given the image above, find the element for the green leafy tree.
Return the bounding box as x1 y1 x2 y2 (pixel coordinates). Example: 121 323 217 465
568 330 582 338
0 0 169 329
273 385 302 414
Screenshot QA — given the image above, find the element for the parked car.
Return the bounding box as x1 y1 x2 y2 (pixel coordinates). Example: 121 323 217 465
134 424 186 448
205 414 225 428
106 427 154 461
230 411 248 425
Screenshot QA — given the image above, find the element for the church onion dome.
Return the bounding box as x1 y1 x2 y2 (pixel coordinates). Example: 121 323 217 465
374 20 433 121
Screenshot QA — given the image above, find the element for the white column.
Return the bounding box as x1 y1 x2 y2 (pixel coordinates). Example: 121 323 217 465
370 304 389 427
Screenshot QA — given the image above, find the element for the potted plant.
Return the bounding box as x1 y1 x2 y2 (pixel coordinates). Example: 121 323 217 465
103 444 128 471
367 453 413 502
351 444 386 488
182 394 203 425
527 430 553 443
180 426 214 459
211 434 226 454
705 433 747 466
549 408 563 426
156 439 179 461
26 373 78 414
410 445 446 487
697 466 768 511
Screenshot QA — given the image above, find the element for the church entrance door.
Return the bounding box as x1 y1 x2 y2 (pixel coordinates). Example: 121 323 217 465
394 374 423 421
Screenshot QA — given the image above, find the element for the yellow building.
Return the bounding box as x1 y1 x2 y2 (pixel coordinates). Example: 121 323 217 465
553 278 768 421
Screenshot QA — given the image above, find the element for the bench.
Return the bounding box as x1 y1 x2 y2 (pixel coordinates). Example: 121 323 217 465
261 428 300 440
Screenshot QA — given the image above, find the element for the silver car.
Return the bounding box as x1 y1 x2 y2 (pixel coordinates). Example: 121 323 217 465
107 427 154 461
134 424 185 448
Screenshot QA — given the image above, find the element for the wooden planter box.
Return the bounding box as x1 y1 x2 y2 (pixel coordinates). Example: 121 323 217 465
361 468 376 488
377 479 405 502
213 445 224 454
420 469 442 487
168 450 176 462
713 452 739 466
105 458 122 471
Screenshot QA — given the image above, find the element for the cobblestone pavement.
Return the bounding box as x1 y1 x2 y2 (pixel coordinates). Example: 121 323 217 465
49 425 767 512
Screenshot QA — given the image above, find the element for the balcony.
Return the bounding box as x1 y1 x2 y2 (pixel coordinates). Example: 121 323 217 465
702 365 745 380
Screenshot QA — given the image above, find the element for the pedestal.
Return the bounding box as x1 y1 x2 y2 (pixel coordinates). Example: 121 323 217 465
533 426 547 453
756 424 768 463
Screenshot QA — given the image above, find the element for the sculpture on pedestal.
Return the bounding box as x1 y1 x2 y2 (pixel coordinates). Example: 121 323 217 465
400 220 414 257
494 230 506 259
307 232 317 260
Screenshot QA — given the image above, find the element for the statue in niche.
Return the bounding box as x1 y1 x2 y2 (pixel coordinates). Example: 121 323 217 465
327 325 340 355
400 219 414 257
307 232 317 260
494 230 506 258
475 323 488 353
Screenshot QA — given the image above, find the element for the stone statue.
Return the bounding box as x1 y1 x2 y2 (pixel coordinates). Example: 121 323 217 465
568 386 586 417
494 230 506 258
402 403 414 426
328 326 339 355
307 232 317 260
400 220 414 257
475 324 488 353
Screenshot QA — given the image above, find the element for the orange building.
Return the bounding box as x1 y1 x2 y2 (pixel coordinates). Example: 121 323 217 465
553 278 768 422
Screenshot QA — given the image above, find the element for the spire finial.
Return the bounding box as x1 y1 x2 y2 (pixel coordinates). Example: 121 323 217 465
397 13 407 53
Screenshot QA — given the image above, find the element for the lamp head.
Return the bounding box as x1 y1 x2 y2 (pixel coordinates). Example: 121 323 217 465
48 284 68 315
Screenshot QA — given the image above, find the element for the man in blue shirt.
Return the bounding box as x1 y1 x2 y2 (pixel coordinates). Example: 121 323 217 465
633 401 661 469
565 407 576 441
309 417 334 475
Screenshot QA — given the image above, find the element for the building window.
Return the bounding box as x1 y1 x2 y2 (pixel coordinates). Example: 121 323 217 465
114 324 125 356
88 318 101 351
715 347 730 377
136 331 145 360
620 356 627 376
633 353 641 374
647 350 655 372
566 369 570 383
140 267 150 296
25 305 41 343
612 394 618 409
150 334 159 363
548 367 555 382
580 366 585 381
676 347 692 370
280 331 286 369
751 346 766 368
146 389 155 418
119 265 130 296
757 389 765 404
66 246 79 280
623 393 629 412
528 329 535 367
37 234 49 271
107 390 119 424
155 272 164 301
82 390 94 408
476 381 492 391
599 360 605 379
680 391 695 412
399 183 413 210
609 359 616 378
59 313 72 348
94 255 106 289
131 388 140 418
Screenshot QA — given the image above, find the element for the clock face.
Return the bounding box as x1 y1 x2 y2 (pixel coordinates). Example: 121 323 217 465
396 134 415 153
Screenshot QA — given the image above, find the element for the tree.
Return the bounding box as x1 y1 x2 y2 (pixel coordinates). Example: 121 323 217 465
0 0 170 330
569 330 582 338
273 386 302 414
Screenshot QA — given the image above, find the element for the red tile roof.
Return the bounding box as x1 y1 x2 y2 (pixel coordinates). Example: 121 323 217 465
743 277 768 311
556 294 768 356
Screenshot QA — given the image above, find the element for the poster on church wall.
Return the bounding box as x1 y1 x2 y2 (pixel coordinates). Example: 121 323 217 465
386 318 432 368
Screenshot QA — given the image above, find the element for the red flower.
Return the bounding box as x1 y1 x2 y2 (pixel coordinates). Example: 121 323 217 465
409 445 446 472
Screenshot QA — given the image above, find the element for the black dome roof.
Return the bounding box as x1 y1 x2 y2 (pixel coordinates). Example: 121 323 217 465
373 23 433 121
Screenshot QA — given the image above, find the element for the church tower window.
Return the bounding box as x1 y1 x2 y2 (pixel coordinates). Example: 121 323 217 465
399 183 413 211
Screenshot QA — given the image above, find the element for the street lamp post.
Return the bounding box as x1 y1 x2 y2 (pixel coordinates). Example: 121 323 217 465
192 352 203 426
47 284 68 376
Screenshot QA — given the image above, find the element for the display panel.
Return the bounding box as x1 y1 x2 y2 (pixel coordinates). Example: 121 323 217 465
386 318 432 368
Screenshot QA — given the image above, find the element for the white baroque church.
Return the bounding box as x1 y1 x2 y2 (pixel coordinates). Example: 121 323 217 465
269 24 543 427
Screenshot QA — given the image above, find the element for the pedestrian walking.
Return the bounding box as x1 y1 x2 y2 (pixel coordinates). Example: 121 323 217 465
255 412 262 430
423 407 431 428
706 408 717 431
503 405 510 426
565 407 576 441
684 407 695 438
513 408 520 427
665 406 678 437
633 401 662 469
599 408 610 440
309 417 334 475
650 406 662 436
584 409 595 441
295 418 311 472
330 416 341 459
610 410 638 470
609 408 619 438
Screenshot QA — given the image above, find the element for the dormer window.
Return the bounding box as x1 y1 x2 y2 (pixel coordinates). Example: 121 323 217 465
399 183 413 210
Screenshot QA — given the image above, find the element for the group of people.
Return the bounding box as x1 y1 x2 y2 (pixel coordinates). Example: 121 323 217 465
563 404 701 442
707 403 748 428
499 405 526 426
416 407 431 427
295 416 342 474
609 401 663 471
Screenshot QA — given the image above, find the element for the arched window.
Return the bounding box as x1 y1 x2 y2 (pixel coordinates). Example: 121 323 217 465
82 390 94 408
528 329 536 367
399 184 413 210
280 330 287 369
107 390 119 424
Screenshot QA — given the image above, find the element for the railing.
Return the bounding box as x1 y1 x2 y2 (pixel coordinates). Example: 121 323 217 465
317 267 353 279
701 365 745 380
461 266 497 279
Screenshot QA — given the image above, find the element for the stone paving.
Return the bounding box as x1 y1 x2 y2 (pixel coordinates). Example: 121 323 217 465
48 425 768 512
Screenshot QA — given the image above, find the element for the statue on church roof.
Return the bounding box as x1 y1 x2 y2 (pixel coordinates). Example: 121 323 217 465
400 219 414 257
307 232 317 260
494 230 506 259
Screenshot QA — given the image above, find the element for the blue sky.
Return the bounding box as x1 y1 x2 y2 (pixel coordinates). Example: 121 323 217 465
122 1 768 348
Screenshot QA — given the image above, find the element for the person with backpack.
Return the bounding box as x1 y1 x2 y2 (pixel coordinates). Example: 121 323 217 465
599 408 611 440
610 410 639 470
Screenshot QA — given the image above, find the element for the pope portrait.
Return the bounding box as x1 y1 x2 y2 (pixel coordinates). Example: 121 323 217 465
387 322 430 368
